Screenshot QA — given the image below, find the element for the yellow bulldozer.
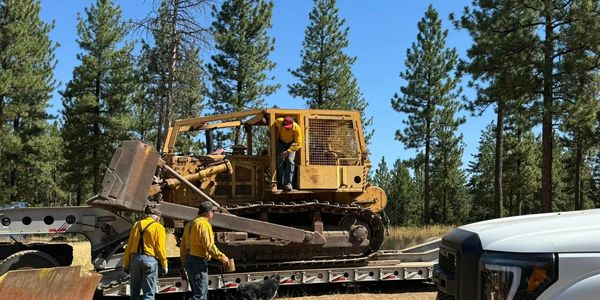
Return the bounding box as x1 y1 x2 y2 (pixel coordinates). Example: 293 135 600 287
91 109 388 266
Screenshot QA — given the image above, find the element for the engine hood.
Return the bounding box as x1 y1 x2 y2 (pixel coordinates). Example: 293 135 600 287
460 209 600 253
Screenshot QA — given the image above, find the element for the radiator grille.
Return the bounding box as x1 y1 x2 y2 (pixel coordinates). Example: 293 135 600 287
439 251 456 277
436 291 455 300
308 118 358 166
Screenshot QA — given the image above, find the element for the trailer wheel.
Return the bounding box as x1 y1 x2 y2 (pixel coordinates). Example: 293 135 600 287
0 250 60 276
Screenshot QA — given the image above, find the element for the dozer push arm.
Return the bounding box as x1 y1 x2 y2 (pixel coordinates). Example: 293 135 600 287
157 201 325 244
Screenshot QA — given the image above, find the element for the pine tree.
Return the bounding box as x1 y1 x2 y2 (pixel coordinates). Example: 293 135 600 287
288 0 372 142
391 5 462 224
588 149 600 208
0 0 58 204
61 0 134 202
388 159 420 225
552 137 570 211
372 157 391 193
467 124 496 221
556 3 600 210
134 0 212 151
457 0 600 212
430 104 468 224
372 157 392 224
207 0 278 145
22 122 66 206
453 0 538 218
503 118 540 216
174 45 206 153
131 44 160 144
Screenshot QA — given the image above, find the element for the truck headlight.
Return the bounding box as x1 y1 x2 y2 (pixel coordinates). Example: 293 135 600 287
479 252 556 300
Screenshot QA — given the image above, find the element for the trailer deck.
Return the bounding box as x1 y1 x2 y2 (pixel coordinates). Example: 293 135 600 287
0 206 439 297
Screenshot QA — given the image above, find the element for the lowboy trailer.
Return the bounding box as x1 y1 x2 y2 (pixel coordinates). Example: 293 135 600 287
0 205 438 297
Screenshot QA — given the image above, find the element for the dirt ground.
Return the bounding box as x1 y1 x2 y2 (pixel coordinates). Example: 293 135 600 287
281 293 436 300
275 281 437 300
197 281 437 300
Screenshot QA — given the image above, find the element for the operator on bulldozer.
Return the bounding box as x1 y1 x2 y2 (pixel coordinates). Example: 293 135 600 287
274 116 302 191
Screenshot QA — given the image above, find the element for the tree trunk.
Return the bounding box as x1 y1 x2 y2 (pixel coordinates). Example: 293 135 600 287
10 118 20 202
574 134 583 210
164 0 180 147
541 1 554 213
76 185 82 206
495 99 505 218
442 158 448 224
516 157 523 216
317 35 325 106
234 77 243 145
93 75 101 194
0 95 4 130
156 91 165 151
424 120 431 224
9 169 17 202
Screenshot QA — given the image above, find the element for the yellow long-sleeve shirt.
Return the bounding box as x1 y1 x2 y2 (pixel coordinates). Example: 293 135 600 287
275 117 302 152
180 217 226 264
123 217 168 270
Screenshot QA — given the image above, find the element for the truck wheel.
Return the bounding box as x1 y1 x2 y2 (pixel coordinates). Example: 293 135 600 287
0 250 60 276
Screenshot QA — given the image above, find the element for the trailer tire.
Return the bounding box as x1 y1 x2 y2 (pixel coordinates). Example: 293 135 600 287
0 250 60 276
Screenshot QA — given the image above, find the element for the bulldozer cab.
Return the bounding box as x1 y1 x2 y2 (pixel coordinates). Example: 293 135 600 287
162 109 370 204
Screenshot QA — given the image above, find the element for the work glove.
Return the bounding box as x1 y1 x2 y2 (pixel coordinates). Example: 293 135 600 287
161 266 168 276
220 256 231 271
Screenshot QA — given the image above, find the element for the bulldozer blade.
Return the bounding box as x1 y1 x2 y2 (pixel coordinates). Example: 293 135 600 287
0 266 101 300
90 140 160 211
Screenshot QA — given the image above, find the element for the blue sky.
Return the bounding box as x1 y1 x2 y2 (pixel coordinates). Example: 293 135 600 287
39 0 494 170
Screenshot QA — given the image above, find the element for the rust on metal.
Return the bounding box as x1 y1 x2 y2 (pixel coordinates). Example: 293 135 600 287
0 266 101 300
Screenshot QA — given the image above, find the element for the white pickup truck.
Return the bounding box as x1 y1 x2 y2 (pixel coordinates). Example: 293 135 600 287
434 209 600 300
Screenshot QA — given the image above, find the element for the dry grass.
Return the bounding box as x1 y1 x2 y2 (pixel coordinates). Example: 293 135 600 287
380 225 455 250
165 231 181 257
71 231 181 271
0 235 95 271
71 241 94 271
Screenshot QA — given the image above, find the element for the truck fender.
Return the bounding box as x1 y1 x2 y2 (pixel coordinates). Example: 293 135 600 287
545 254 600 300
547 274 600 300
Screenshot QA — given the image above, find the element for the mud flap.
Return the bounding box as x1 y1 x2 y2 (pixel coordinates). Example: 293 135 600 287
0 266 101 300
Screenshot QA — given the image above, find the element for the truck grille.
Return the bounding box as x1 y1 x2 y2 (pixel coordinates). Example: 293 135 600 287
435 229 483 300
436 291 455 300
439 250 456 277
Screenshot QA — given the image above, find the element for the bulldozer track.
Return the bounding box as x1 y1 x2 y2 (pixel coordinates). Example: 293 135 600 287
220 200 386 270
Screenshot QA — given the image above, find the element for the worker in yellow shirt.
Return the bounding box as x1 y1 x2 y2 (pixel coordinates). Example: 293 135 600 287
180 201 229 300
275 116 302 191
123 205 168 300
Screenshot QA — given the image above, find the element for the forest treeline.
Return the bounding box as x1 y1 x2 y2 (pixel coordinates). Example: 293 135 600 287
1 0 600 227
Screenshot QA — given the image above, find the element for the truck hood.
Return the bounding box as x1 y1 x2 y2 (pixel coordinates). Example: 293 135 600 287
460 209 600 253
